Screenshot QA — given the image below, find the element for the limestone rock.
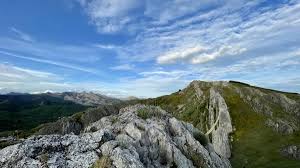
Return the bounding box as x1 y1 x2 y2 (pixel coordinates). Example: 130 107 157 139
208 88 233 159
0 105 231 168
265 119 297 135
281 145 300 160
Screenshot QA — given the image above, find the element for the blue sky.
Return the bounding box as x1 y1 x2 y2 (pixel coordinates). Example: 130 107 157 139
0 0 299 97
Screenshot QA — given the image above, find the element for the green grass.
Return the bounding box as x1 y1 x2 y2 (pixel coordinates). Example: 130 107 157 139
137 107 163 120
223 87 300 168
136 82 300 168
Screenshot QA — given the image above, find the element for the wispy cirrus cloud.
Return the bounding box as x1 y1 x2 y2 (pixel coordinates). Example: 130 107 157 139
10 27 35 42
76 0 222 33
0 63 60 84
77 0 143 33
0 50 99 74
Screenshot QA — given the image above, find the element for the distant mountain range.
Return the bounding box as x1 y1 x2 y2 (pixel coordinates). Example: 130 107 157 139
48 92 122 106
0 81 299 168
0 92 122 134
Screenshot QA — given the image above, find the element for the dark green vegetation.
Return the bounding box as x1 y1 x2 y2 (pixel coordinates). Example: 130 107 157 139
0 94 88 134
135 81 300 168
137 106 163 120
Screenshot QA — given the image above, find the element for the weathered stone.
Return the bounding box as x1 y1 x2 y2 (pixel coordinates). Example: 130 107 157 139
281 145 300 160
208 88 232 159
265 119 296 135
0 105 231 168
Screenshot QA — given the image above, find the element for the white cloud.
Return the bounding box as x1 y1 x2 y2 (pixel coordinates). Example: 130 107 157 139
10 27 35 42
0 64 60 83
157 45 206 64
78 0 142 33
157 45 246 64
116 75 189 98
139 70 189 77
110 64 135 71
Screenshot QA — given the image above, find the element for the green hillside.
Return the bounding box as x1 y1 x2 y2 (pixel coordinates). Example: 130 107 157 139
0 94 88 134
136 81 300 168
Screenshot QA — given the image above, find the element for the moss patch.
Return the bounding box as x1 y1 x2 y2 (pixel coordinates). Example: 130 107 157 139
92 155 112 168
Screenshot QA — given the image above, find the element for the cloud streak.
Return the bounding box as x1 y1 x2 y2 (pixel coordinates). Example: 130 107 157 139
0 50 98 74
10 27 35 42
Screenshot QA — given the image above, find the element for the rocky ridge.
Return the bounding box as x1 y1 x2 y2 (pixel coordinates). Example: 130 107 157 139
207 88 232 159
138 80 300 167
57 92 122 106
0 105 231 168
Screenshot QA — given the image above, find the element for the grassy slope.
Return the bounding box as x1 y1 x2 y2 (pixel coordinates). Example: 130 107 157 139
137 82 300 168
138 85 210 132
223 86 300 168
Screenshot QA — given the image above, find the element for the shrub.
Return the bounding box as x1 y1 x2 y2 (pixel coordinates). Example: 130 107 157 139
193 131 209 146
111 116 118 124
137 107 163 120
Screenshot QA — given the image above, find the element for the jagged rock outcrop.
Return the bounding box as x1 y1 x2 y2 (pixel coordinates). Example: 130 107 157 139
0 105 231 168
281 145 300 160
208 88 232 159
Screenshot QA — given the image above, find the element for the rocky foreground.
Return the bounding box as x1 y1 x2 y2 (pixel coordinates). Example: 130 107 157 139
0 105 231 168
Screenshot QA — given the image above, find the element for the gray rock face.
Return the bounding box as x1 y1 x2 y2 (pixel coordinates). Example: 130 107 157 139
233 85 300 135
0 105 231 168
265 119 297 135
208 89 233 159
281 145 300 160
0 130 110 168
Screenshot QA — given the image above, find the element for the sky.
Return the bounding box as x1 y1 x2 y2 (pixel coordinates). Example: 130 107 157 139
0 0 299 98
